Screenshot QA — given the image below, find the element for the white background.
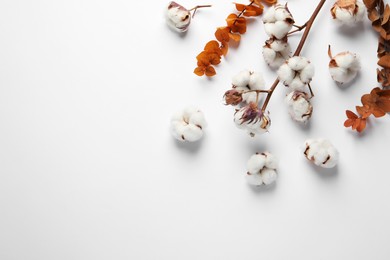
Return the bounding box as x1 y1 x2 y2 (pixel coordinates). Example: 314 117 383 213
1 0 389 259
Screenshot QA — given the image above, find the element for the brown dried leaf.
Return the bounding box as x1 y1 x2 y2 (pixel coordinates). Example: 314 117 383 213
378 54 390 68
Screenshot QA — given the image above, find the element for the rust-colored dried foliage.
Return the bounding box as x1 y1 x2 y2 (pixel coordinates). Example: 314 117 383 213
194 0 275 77
345 0 390 132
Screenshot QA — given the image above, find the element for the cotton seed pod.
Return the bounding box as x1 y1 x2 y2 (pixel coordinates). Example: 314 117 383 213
303 138 339 168
278 56 315 91
262 37 292 69
234 103 271 137
231 70 265 104
171 107 206 142
263 3 295 39
331 0 365 25
246 152 278 186
166 1 191 33
329 51 361 84
285 91 313 123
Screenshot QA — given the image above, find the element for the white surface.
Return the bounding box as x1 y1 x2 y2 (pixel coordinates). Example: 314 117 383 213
0 0 389 259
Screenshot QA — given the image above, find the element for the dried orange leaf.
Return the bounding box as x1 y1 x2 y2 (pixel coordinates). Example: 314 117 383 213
356 118 367 132
194 67 205 76
346 110 358 119
205 66 216 77
382 4 390 25
215 27 230 43
344 118 355 127
234 3 246 12
229 33 241 42
378 54 390 68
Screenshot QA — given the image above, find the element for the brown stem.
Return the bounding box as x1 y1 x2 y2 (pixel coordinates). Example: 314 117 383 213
287 22 308 35
233 1 255 26
243 90 271 94
308 83 315 98
261 0 326 112
189 5 212 18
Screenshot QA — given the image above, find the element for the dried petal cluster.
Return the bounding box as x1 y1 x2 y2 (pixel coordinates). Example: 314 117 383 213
234 103 271 137
344 87 390 132
246 152 278 186
328 46 361 84
331 0 365 25
171 107 207 142
194 0 276 77
345 0 390 132
303 139 339 168
166 2 191 33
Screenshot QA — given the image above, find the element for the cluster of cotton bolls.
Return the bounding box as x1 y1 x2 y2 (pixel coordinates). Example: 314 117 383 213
278 56 315 123
331 0 365 26
303 138 339 168
171 107 207 142
223 70 272 137
262 3 294 68
246 152 278 186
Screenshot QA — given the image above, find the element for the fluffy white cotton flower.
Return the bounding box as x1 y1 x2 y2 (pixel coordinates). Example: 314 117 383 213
246 152 278 186
303 138 339 168
171 107 206 142
232 70 265 104
166 1 191 33
285 91 313 123
263 38 292 68
331 0 365 25
263 3 295 39
234 103 271 137
278 56 315 91
329 50 361 84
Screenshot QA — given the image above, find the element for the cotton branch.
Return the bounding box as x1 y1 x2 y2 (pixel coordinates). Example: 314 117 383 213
261 0 326 112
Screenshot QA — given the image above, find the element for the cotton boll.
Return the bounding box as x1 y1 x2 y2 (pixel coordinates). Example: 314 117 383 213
329 51 361 84
261 168 278 185
166 1 191 33
232 70 251 88
263 3 295 39
278 56 314 90
233 105 271 136
303 138 339 168
285 91 313 123
263 38 291 69
171 107 206 142
246 152 278 186
232 70 265 104
247 154 266 174
331 0 365 25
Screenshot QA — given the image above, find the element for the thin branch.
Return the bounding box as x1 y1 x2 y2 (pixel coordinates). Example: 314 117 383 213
261 0 327 112
189 5 212 18
287 22 308 35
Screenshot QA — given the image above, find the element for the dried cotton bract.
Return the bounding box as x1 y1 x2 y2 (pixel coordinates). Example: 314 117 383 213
285 91 313 123
246 152 278 186
278 56 315 91
329 50 361 84
234 103 271 137
331 0 365 25
263 37 292 69
171 107 206 142
231 70 265 104
303 139 339 168
166 1 191 33
263 3 295 39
